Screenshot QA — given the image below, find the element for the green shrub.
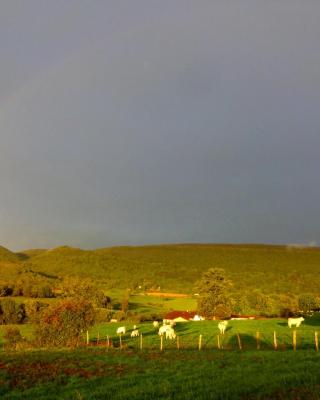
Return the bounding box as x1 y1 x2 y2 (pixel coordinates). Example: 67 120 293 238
0 299 26 324
3 326 24 349
35 299 96 347
25 300 49 323
113 311 126 321
95 308 113 323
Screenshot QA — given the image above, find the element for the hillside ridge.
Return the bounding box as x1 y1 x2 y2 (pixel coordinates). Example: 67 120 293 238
1 243 320 294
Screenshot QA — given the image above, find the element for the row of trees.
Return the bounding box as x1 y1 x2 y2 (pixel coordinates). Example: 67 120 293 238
0 283 54 298
196 268 320 319
0 276 111 306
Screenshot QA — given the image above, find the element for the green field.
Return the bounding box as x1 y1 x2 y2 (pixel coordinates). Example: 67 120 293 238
2 349 320 400
2 317 320 399
3 317 320 350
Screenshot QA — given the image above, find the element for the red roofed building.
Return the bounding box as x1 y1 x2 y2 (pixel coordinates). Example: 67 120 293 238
164 311 197 322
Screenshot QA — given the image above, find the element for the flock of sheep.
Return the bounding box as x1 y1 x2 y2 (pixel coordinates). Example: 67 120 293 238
116 319 229 340
115 317 305 340
116 320 177 340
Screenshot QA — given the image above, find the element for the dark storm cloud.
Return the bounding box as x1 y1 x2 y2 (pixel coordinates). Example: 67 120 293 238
0 1 320 250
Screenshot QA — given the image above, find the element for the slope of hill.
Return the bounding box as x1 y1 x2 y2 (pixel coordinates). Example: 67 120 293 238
0 245 25 282
0 245 24 263
19 243 320 294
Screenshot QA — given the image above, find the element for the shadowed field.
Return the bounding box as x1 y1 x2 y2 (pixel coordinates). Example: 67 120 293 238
1 348 320 399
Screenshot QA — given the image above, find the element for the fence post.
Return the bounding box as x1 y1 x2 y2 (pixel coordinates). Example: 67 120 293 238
119 334 122 350
86 330 89 346
315 331 319 351
140 333 143 350
237 333 242 350
292 330 297 351
160 335 163 351
199 334 202 351
107 335 110 349
273 331 278 351
217 335 220 350
256 331 260 350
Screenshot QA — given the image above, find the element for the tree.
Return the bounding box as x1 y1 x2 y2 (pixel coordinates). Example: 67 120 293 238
0 299 26 324
298 293 319 313
61 277 110 307
121 289 130 313
246 290 274 316
35 299 95 347
195 268 232 319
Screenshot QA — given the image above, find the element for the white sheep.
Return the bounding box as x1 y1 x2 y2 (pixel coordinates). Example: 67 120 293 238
288 317 304 328
165 327 176 340
158 325 170 336
218 320 228 335
116 326 126 335
131 329 139 337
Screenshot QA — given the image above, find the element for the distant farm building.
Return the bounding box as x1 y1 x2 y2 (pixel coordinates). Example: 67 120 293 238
164 311 205 322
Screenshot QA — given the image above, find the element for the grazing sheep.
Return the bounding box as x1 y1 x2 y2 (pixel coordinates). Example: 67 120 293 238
116 326 126 335
218 320 228 335
165 327 176 340
288 317 304 328
158 325 170 336
131 329 139 337
158 325 176 340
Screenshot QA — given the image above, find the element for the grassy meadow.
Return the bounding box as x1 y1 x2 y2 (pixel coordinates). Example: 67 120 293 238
2 318 320 399
2 316 320 350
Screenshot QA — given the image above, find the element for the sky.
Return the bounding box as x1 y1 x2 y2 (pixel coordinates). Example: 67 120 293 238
1 1 320 251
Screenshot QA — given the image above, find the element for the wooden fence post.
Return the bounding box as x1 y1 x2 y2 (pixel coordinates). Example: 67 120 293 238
292 330 297 351
237 333 242 350
119 334 122 350
160 335 163 351
140 333 143 350
256 331 260 350
86 330 89 346
199 334 202 351
315 331 319 351
273 331 278 351
217 335 221 350
107 335 110 349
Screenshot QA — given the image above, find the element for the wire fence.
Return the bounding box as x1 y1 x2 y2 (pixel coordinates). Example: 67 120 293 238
84 329 320 352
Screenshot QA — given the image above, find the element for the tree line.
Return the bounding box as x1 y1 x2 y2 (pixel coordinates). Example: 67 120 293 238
196 268 320 319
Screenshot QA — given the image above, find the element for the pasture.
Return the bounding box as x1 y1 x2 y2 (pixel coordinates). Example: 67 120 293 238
86 316 320 351
1 346 320 399
1 316 320 350
2 317 320 399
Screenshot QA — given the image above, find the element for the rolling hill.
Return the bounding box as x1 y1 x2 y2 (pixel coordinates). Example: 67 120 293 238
1 243 317 295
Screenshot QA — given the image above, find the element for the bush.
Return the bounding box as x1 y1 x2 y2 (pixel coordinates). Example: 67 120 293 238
95 308 113 323
113 311 126 321
0 285 13 297
35 299 96 347
25 300 49 323
298 293 319 313
136 312 163 322
0 299 26 324
3 326 24 349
